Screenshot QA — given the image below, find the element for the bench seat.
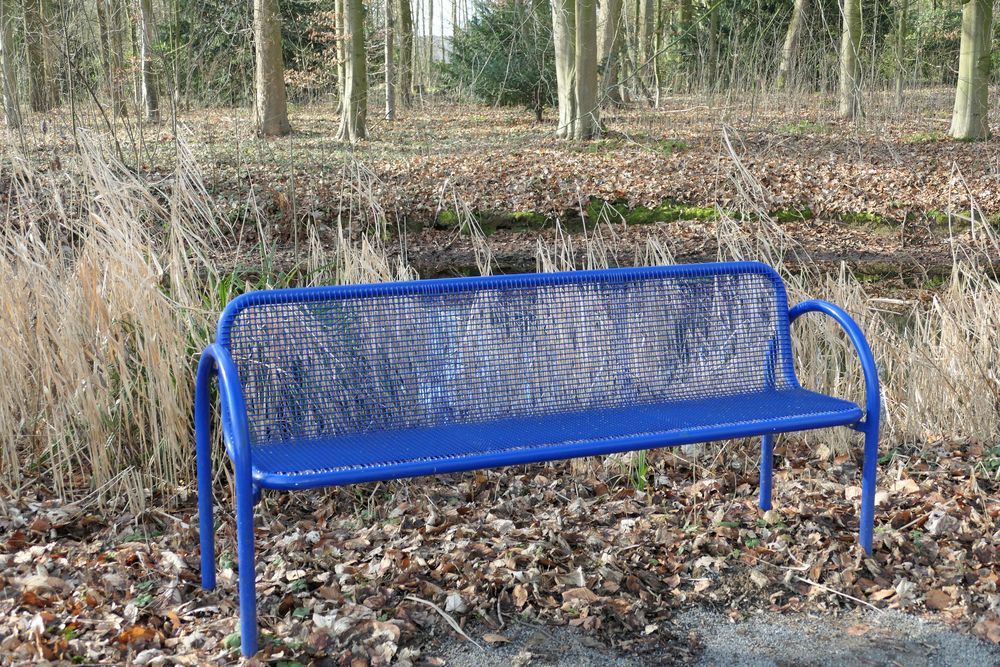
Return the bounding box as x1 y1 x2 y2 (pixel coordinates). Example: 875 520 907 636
251 387 862 489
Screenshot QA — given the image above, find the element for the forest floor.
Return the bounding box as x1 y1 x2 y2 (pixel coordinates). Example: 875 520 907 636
1 438 997 665
15 88 1000 279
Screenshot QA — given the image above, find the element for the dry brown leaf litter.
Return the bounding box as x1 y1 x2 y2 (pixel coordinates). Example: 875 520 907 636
1 438 997 665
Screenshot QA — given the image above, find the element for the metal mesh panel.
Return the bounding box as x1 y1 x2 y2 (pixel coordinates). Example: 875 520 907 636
219 264 799 448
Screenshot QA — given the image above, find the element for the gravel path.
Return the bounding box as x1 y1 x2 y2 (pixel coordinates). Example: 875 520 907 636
427 608 1000 666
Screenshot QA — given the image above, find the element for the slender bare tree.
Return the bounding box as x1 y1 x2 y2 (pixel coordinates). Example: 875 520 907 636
552 0 576 138
706 0 720 89
893 0 908 108
598 0 623 105
336 0 346 112
838 0 862 118
398 0 413 105
23 0 51 111
41 0 58 107
0 0 19 128
138 0 159 122
386 0 396 120
574 0 599 139
638 0 653 84
949 0 992 139
427 0 433 76
254 0 291 136
338 0 367 141
776 0 808 90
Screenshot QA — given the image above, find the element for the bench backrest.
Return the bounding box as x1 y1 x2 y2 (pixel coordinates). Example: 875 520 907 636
218 262 798 446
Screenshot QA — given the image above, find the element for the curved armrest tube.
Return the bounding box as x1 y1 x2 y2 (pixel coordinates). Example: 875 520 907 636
789 300 880 432
196 343 252 471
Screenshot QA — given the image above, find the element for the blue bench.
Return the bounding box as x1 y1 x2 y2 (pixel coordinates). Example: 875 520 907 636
195 261 880 656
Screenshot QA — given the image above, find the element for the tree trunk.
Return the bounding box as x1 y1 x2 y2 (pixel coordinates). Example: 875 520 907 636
138 0 159 122
598 0 623 105
96 0 114 107
23 0 50 112
653 0 662 104
638 0 653 84
398 0 413 105
337 0 367 141
551 0 576 138
706 0 719 90
336 0 346 113
574 0 599 139
0 0 20 128
838 0 861 119
894 0 907 108
427 0 433 75
949 0 992 140
107 0 127 116
41 0 58 107
254 0 291 136
385 0 395 120
673 0 691 91
776 0 808 90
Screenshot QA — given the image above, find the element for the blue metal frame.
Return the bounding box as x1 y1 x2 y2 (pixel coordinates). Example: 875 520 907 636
788 299 882 554
195 343 258 656
195 266 881 657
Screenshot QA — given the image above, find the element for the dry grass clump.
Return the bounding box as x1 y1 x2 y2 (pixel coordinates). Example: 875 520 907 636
0 133 221 509
0 137 416 508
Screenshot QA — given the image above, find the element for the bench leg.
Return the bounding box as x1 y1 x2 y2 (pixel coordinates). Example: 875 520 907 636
235 470 259 656
858 427 878 555
759 434 774 511
195 366 216 591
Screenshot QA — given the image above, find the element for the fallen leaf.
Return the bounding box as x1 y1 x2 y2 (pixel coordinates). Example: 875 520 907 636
561 587 600 604
925 589 951 610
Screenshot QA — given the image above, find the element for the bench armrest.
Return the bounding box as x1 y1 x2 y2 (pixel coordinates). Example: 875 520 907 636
788 300 881 432
195 343 252 470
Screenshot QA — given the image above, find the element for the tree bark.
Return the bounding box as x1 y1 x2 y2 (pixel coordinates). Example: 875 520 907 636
23 0 50 112
838 0 861 119
0 0 20 128
949 0 992 140
638 0 653 84
336 0 346 113
673 0 691 91
41 0 58 107
574 0 599 139
337 0 367 141
385 0 395 120
138 0 159 122
254 0 291 136
427 0 433 74
551 0 576 138
776 0 808 91
98 0 127 116
706 0 719 89
95 0 114 108
894 0 907 108
398 0 413 105
598 0 623 105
